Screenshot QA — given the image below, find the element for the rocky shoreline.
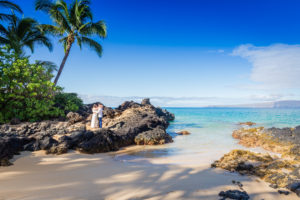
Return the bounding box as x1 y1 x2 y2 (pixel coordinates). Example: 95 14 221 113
0 99 174 166
212 124 300 197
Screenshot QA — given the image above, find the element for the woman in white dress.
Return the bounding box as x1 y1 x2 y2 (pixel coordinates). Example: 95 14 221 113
90 104 99 128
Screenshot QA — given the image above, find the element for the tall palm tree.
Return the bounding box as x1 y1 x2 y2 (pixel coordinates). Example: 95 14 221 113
0 0 22 21
35 0 107 85
0 13 53 56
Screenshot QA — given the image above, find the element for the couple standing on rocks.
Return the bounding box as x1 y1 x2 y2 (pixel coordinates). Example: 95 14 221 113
91 103 104 128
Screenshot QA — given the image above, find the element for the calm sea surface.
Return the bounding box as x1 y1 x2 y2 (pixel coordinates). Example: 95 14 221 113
116 108 300 165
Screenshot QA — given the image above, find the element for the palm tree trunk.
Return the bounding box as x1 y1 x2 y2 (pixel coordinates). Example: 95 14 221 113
54 43 72 85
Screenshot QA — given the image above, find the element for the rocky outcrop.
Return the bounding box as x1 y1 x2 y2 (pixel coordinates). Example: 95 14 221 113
232 126 300 159
212 150 300 195
213 125 300 197
0 99 174 166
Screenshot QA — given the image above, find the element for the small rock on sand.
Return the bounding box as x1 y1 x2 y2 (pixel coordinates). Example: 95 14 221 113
176 130 191 135
238 122 256 126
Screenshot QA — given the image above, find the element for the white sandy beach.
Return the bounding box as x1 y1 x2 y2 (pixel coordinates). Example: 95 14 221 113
0 147 297 200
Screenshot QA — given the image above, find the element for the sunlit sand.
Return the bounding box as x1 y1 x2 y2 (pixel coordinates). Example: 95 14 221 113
0 149 297 200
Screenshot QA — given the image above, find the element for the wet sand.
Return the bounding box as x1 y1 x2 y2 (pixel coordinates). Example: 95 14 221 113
0 148 297 200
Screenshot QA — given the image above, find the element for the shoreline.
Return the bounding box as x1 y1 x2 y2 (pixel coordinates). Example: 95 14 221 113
0 149 298 200
1 105 300 199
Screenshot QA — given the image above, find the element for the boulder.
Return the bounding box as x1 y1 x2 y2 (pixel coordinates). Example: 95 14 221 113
141 98 151 105
135 127 173 145
155 107 175 121
176 130 191 135
287 182 300 196
278 190 290 195
76 129 121 153
39 136 57 150
47 143 69 155
66 112 84 125
218 190 250 200
238 122 256 126
10 118 21 125
103 107 115 118
0 136 30 166
117 101 141 111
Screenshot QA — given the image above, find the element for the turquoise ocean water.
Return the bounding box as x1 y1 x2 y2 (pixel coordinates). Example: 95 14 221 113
117 108 300 165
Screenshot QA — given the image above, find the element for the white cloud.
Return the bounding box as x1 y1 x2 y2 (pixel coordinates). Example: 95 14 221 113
248 94 284 102
232 44 300 89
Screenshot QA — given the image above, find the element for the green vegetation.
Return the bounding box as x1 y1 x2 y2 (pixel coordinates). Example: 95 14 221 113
54 92 83 114
0 48 84 123
0 48 62 123
0 0 106 123
35 0 107 85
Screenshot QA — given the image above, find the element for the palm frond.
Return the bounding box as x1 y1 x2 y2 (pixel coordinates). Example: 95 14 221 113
16 18 37 39
49 4 72 33
38 24 64 36
0 36 9 44
0 23 8 34
26 41 34 53
81 36 102 57
56 0 70 22
0 12 53 55
78 1 92 22
0 0 22 13
35 0 53 12
58 36 68 52
76 35 82 49
0 13 13 21
79 20 106 38
35 60 57 72
33 35 53 51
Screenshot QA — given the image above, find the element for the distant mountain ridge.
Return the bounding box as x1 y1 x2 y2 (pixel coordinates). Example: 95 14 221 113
209 100 300 108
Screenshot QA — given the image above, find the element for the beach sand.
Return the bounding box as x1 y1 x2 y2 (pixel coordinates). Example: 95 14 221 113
0 148 297 200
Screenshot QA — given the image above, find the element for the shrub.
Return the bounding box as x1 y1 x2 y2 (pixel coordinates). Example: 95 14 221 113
0 47 84 123
54 92 83 114
0 48 63 123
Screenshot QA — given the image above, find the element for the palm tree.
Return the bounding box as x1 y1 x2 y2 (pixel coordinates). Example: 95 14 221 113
35 0 107 85
0 0 22 21
0 13 53 56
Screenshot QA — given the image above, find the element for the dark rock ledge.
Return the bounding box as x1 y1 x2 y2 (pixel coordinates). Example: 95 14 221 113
0 99 175 166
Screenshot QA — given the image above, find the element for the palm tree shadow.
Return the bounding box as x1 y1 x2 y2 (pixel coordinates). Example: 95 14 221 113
0 151 293 200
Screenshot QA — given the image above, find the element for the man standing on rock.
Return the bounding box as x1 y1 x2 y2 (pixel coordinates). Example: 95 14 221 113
98 104 104 128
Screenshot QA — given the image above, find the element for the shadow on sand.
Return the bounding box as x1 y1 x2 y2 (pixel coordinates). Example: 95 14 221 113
0 151 294 200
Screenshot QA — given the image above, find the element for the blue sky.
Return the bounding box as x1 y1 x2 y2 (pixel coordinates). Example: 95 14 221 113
11 0 300 106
